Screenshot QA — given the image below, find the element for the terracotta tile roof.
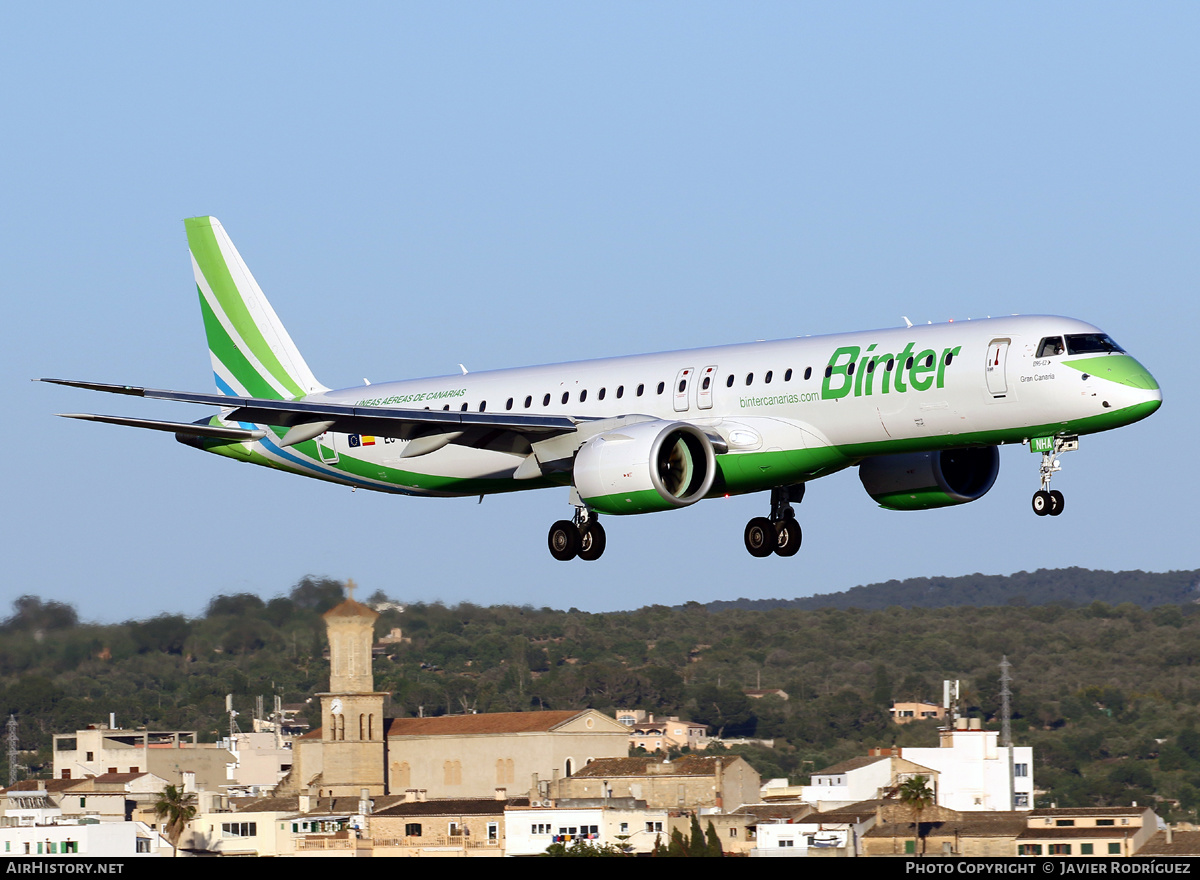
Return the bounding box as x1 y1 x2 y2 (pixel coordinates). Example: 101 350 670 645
374 797 530 817
1135 830 1200 855
2 779 81 794
230 795 407 815
1030 806 1150 817
812 755 890 775
385 710 585 736
323 598 379 621
568 756 734 778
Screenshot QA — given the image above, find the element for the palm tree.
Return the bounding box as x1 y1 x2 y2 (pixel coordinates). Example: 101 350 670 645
153 784 197 857
898 775 934 856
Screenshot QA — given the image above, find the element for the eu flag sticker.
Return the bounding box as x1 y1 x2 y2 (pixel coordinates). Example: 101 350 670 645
348 435 375 448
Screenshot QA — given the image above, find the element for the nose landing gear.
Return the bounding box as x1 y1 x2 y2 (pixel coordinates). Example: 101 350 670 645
744 485 805 558
1030 435 1077 517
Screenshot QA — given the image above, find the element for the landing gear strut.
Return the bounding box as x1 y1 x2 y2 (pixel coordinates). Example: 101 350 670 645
548 507 606 561
1030 435 1077 517
744 485 805 558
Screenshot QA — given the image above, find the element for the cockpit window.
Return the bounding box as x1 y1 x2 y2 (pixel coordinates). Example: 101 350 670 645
1065 333 1124 355
1037 337 1065 358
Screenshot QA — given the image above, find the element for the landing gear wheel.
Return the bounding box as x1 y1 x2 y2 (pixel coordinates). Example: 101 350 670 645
1032 490 1052 517
744 517 775 558
1049 490 1065 517
578 521 607 561
548 520 579 561
774 517 802 557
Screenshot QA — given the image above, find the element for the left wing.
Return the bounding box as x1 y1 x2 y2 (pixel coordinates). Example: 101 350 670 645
42 378 579 454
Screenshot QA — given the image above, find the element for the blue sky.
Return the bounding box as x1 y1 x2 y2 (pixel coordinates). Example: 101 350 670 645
5 4 1197 623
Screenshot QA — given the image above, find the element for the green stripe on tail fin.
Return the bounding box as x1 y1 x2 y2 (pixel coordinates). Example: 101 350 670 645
185 216 325 400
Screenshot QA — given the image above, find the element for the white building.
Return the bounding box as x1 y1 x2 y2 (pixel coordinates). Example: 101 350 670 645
504 801 673 855
0 821 166 857
901 720 1033 811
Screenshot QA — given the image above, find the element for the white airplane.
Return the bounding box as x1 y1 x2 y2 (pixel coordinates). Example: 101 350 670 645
45 217 1162 561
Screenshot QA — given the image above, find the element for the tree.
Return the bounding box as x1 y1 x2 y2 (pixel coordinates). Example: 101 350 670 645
153 784 197 857
705 820 724 857
898 775 934 856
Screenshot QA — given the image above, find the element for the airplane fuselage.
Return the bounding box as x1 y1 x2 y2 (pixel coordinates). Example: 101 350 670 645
210 314 1159 505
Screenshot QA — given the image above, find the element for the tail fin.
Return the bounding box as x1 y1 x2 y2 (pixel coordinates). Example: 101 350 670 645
185 216 325 399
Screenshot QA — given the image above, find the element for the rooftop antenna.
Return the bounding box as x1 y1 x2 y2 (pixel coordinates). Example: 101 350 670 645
1000 656 1013 748
226 694 242 740
7 714 22 786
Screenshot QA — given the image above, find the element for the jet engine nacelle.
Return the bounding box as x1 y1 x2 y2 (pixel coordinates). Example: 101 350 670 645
574 420 717 515
858 446 999 511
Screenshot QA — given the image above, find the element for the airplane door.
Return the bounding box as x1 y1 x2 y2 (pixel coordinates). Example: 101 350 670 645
985 339 1010 397
697 365 717 410
673 367 695 413
316 432 340 464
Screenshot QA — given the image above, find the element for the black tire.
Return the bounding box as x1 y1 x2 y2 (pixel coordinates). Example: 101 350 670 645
548 520 579 561
578 521 607 561
1049 490 1065 516
744 517 775 558
1032 490 1051 516
774 517 802 557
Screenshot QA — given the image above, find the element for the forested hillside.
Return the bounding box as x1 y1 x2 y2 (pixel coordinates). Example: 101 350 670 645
706 567 1200 612
4 569 1200 819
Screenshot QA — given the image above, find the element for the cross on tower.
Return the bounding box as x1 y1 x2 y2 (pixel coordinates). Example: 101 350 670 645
345 578 357 601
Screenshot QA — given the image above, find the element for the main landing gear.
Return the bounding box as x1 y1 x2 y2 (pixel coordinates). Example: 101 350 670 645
1030 435 1078 517
548 508 606 562
744 485 805 558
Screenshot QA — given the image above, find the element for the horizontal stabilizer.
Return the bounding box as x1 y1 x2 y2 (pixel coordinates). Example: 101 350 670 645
57 413 267 441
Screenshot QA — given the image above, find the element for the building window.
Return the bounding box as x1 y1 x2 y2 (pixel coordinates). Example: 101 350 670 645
221 822 257 838
1081 844 1094 855
1055 820 1075 827
1108 843 1121 854
1049 844 1072 855
488 822 499 842
405 823 422 837
730 828 738 838
1019 844 1042 856
1096 819 1114 826
1014 763 1028 777
646 822 663 833
448 822 461 837
779 839 794 847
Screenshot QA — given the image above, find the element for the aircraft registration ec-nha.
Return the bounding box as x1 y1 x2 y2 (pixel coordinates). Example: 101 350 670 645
44 217 1162 561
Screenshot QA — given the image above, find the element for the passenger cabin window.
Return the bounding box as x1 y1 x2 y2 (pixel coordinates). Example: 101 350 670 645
616 385 624 398
598 387 606 400
784 369 792 381
764 370 773 384
656 381 665 395
745 373 753 385
506 398 513 411
726 375 735 387
561 392 569 405
543 393 551 406
479 401 486 412
580 389 587 402
804 367 812 380
524 395 532 408
461 403 468 412
637 384 645 397
1037 336 1065 358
